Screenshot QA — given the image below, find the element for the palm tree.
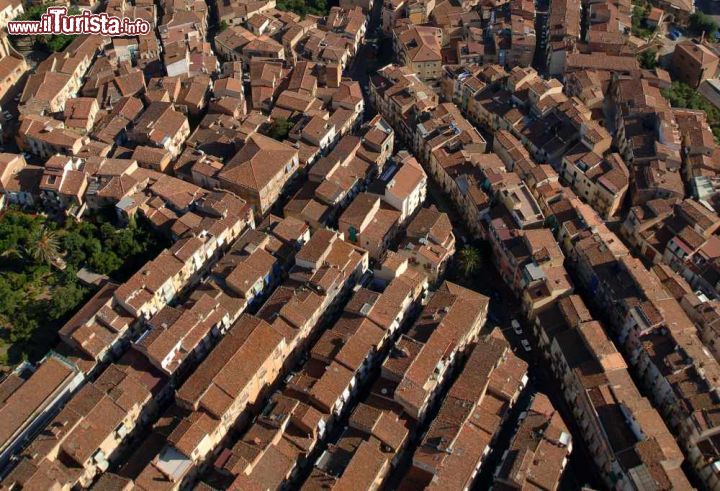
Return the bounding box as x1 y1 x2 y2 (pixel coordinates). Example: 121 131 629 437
459 246 482 277
28 227 60 265
1 247 25 261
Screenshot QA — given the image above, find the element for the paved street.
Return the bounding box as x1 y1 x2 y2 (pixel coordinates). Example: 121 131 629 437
349 0 394 120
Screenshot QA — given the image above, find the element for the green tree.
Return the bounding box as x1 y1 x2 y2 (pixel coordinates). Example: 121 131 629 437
112 229 143 257
43 34 75 52
24 5 82 52
0 211 42 257
662 82 720 142
631 2 654 39
459 247 482 277
689 12 719 36
62 232 88 268
637 48 657 69
268 117 293 141
28 228 60 266
99 222 117 241
17 4 47 21
0 210 167 367
1 246 25 262
10 313 38 343
49 282 87 319
0 277 26 320
33 5 80 53
219 20 229 32
89 250 123 274
277 0 328 17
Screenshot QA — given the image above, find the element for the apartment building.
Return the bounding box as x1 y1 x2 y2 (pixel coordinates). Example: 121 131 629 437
0 153 39 210
393 25 443 82
368 65 439 142
63 97 101 134
3 357 164 489
465 68 612 166
285 121 395 229
382 0 405 34
371 154 427 224
52 223 316 490
428 143 494 237
689 298 720 362
508 15 536 68
305 283 504 489
560 145 629 218
19 45 97 115
390 281 488 420
0 52 28 105
209 260 426 489
17 115 88 158
533 295 693 489
0 355 82 470
612 79 684 205
339 193 401 260
397 206 456 282
565 223 720 488
218 133 300 215
402 333 529 488
58 282 135 366
672 41 719 89
131 216 304 380
350 258 429 341
621 198 720 274
545 0 580 75
212 224 291 304
114 208 252 319
38 155 89 213
0 0 22 30
126 314 285 488
493 393 572 490
497 181 546 229
133 294 233 377
257 229 370 360
127 102 191 157
414 102 487 165
445 66 630 229
486 216 565 293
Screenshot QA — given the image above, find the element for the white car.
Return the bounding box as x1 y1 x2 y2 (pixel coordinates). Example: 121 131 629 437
521 339 532 352
511 319 523 335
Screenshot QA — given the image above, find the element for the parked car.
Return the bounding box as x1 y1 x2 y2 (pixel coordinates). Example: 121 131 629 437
511 319 523 335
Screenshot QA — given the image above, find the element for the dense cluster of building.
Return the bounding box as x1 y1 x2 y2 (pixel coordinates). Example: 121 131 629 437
0 0 559 488
2 0 720 486
365 2 720 483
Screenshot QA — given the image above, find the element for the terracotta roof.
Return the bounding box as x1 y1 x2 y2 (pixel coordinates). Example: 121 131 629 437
219 133 298 193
